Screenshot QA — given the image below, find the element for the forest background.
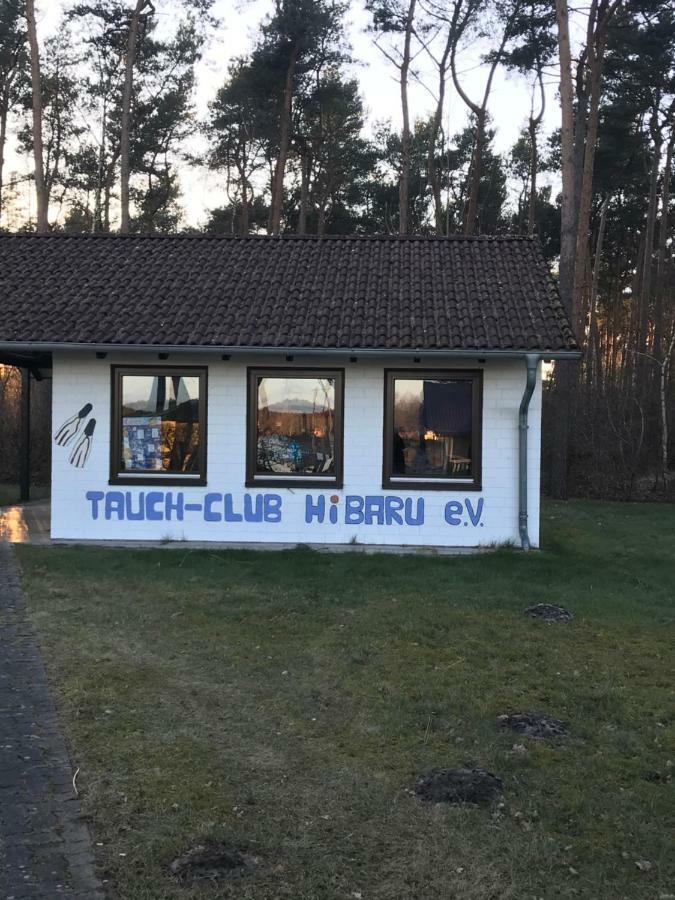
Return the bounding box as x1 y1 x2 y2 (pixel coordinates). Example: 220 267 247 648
1 0 673 501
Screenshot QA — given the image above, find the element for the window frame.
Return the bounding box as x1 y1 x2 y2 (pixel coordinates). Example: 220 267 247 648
382 368 483 491
109 364 208 486
246 366 345 489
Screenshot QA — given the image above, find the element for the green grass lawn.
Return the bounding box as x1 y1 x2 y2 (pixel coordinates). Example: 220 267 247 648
15 500 675 900
0 483 49 506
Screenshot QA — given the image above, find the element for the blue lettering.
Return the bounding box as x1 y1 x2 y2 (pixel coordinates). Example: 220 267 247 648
384 496 404 525
165 492 184 521
305 494 325 524
345 495 364 525
145 491 164 521
264 494 282 522
404 498 424 525
465 497 484 526
204 493 222 522
86 491 104 520
125 492 145 520
104 491 125 520
224 494 243 522
244 494 264 523
329 503 338 524
444 500 463 526
364 496 385 525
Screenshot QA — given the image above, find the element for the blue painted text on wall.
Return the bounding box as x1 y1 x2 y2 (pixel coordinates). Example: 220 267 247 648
85 491 282 523
84 491 485 528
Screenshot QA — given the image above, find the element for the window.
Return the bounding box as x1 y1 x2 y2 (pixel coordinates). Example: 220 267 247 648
247 368 344 487
383 370 482 490
110 366 207 485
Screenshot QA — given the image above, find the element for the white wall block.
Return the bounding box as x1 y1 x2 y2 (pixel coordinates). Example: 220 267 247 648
50 352 542 548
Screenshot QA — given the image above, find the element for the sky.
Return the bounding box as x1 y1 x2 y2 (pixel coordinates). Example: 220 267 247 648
5 0 566 228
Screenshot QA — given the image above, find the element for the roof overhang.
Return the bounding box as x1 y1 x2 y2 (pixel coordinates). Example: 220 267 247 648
0 346 52 378
0 340 583 369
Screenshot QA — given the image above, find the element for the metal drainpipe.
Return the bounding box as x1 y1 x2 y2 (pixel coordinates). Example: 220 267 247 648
519 353 540 551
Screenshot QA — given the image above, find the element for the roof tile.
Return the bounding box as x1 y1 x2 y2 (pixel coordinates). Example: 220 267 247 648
0 233 578 352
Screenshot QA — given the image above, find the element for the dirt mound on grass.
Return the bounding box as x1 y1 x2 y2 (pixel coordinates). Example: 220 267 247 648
524 603 573 622
498 711 568 740
169 843 258 882
415 768 503 805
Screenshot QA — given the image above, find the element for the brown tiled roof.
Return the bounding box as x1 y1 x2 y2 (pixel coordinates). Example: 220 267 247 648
0 233 579 353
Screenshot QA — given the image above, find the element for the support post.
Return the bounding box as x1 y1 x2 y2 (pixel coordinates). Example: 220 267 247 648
19 368 31 502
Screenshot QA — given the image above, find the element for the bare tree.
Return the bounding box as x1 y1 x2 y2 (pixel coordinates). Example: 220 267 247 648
398 0 417 234
25 0 48 232
421 0 464 235
423 24 452 234
120 0 154 234
369 0 421 235
450 0 520 235
526 56 545 233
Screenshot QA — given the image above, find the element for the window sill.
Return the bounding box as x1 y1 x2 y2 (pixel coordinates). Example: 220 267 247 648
382 479 482 492
245 478 343 490
109 476 207 488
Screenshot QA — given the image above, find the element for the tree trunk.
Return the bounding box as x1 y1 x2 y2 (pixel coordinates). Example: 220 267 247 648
661 330 675 482
427 30 452 235
317 203 326 236
0 92 8 222
636 110 662 394
25 0 48 233
269 45 299 236
103 150 119 232
120 0 150 234
399 0 416 236
551 0 619 500
240 175 249 235
93 98 107 233
587 195 608 386
571 32 606 332
527 117 538 234
550 0 577 500
464 110 485 234
653 127 673 360
527 69 545 234
555 0 576 319
297 153 310 235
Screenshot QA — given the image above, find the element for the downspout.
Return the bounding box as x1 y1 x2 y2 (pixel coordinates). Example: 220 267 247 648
519 353 540 550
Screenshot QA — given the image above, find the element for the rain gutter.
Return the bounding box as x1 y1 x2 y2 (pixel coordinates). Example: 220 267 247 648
0 341 582 361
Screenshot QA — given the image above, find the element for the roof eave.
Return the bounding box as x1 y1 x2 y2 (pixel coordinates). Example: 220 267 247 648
0 340 582 364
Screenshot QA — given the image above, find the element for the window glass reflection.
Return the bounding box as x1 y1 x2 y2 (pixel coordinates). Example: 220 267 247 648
393 378 473 478
256 376 336 476
121 374 201 473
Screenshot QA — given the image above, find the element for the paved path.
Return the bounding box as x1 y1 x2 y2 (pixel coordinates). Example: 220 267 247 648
0 543 104 899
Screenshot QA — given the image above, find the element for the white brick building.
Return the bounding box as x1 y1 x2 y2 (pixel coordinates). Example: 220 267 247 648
0 233 580 549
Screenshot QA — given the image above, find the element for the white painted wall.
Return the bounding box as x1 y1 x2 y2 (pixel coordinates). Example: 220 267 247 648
50 352 542 548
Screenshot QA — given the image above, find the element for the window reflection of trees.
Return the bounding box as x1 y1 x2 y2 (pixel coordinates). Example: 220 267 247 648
256 377 336 475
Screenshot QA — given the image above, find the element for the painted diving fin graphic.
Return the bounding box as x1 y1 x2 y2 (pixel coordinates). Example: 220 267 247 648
55 403 93 446
69 418 96 468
